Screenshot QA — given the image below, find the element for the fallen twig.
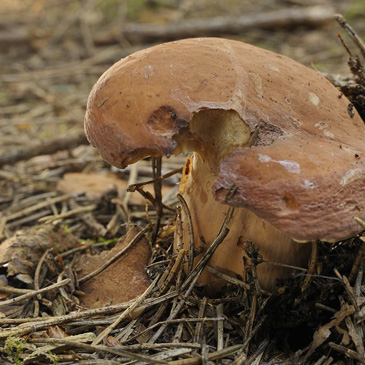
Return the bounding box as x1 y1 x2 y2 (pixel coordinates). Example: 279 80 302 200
122 6 334 43
0 132 88 167
0 279 70 307
335 14 365 60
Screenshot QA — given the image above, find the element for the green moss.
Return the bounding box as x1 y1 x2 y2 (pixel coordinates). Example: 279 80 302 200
63 224 72 235
5 336 25 365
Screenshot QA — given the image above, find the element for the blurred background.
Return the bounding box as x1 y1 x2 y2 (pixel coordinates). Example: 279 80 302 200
0 0 364 166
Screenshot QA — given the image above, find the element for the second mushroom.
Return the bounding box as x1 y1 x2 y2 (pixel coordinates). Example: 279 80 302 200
85 38 365 292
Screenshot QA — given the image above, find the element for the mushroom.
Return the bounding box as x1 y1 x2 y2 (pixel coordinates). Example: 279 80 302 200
84 38 365 292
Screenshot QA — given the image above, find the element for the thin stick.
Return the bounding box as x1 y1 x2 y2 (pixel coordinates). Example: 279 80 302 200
170 344 244 365
230 315 268 365
29 338 167 364
194 297 207 343
216 303 224 354
244 295 257 352
124 6 334 43
0 291 179 338
0 287 33 295
175 206 184 251
334 269 360 312
126 317 225 344
335 14 365 61
33 248 51 317
177 193 195 274
263 260 308 272
337 33 353 57
152 157 163 244
205 266 250 290
181 206 234 290
354 217 365 230
149 208 234 344
301 240 318 292
173 323 184 343
31 338 201 350
0 279 70 307
328 342 365 363
355 262 364 297
0 131 88 167
5 193 74 222
38 204 97 223
127 167 182 192
79 224 151 284
158 249 185 295
122 162 138 210
92 275 159 345
349 239 365 282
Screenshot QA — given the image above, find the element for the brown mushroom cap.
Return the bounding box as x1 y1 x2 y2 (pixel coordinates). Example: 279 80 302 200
85 37 365 242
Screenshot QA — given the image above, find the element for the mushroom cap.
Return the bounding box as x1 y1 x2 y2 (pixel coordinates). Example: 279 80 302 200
85 37 365 242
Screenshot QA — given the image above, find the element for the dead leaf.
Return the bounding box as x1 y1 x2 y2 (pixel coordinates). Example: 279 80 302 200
0 225 79 282
310 303 355 354
26 151 70 169
346 316 365 358
77 226 151 308
135 322 149 345
57 172 127 198
105 336 121 347
57 172 172 205
47 325 68 339
52 294 68 316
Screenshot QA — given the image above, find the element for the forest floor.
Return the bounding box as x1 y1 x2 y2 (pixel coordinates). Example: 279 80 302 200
0 0 365 363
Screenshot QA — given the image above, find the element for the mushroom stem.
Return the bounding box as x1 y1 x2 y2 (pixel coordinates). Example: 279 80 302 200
177 153 312 292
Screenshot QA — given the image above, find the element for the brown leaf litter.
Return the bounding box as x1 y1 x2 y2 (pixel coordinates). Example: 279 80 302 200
77 226 152 308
